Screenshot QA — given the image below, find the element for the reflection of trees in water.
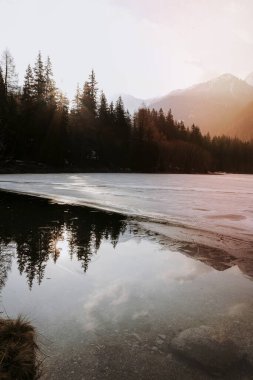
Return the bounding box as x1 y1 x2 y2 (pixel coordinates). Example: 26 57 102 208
0 192 127 289
67 209 126 271
0 244 14 291
2 192 253 293
16 226 64 288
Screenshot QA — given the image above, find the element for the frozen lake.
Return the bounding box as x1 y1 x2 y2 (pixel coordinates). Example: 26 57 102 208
0 174 253 378
0 173 252 255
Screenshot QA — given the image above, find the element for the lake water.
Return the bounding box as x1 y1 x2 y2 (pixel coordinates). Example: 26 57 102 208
0 173 252 253
0 174 253 379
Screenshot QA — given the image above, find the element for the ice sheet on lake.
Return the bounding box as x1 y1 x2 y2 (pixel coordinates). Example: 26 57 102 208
0 173 252 255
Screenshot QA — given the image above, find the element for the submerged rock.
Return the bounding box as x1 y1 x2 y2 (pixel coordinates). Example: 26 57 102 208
171 325 244 373
156 338 164 345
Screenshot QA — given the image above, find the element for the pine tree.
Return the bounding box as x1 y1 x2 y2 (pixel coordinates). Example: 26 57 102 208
157 108 166 137
88 69 98 117
33 52 46 102
190 124 202 144
72 83 82 114
45 56 57 105
80 81 93 116
22 65 34 103
96 91 111 166
57 92 69 113
115 96 131 136
98 91 109 123
0 67 6 102
0 68 6 156
40 90 69 166
114 96 131 168
109 101 115 124
79 70 98 117
115 96 125 124
1 49 18 95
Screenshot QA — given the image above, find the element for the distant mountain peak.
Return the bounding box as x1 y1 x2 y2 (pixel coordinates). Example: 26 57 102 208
148 73 253 137
185 73 253 97
199 73 247 88
215 73 239 81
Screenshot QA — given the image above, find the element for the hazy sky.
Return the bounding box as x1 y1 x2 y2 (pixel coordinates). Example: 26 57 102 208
1 0 253 99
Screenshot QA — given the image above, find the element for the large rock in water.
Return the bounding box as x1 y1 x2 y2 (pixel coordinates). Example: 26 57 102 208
171 326 243 373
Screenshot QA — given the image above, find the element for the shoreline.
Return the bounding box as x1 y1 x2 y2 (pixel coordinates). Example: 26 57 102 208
0 159 242 175
0 183 252 263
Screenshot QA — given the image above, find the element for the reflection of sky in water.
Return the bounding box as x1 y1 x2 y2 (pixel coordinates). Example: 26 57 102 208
1 191 253 380
2 235 253 340
0 194 253 378
1 185 253 378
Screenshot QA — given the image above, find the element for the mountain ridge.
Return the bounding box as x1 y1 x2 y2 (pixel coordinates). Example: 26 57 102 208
119 73 253 139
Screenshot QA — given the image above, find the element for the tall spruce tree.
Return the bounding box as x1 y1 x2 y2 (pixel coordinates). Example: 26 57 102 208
22 65 34 103
45 57 57 105
79 70 98 116
0 50 18 95
72 83 81 114
88 69 98 117
0 68 5 99
98 91 109 124
114 96 131 168
33 52 46 102
0 68 6 156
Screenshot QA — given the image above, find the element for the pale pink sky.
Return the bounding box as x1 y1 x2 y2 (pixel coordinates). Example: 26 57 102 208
1 0 253 99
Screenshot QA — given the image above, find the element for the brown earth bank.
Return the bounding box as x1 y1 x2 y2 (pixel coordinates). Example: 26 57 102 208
0 159 233 175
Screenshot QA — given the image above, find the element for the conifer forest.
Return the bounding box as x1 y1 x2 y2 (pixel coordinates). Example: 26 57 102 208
1 50 253 173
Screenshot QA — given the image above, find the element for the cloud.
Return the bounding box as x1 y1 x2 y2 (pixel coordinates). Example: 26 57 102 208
161 259 211 284
82 281 129 330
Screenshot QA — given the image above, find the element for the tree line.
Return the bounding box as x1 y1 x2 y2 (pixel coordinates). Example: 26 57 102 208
0 49 253 173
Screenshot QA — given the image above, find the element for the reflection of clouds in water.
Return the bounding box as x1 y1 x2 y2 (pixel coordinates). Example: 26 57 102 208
83 281 129 331
228 302 249 317
161 259 211 284
132 310 149 320
81 253 213 331
111 288 129 306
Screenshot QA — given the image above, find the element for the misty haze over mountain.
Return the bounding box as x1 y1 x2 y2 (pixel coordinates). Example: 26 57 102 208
116 73 253 140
